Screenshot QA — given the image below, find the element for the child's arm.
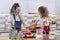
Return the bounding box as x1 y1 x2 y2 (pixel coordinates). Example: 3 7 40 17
48 18 50 30
8 22 13 29
7 15 13 28
20 15 26 27
22 21 25 27
29 20 38 27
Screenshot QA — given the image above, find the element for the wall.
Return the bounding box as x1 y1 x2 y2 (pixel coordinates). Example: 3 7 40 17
55 0 60 14
0 0 55 14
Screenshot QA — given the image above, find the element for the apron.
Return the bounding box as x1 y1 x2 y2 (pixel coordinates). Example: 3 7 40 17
13 14 22 32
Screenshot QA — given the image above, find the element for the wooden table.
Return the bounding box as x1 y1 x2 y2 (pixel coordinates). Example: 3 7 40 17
55 36 60 40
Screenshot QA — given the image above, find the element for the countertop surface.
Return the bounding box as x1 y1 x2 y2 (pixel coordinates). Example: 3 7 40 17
0 33 60 40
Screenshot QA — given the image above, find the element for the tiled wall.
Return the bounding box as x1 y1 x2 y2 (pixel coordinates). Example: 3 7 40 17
0 14 9 32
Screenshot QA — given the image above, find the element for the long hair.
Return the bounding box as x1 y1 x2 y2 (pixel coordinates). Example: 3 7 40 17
10 3 20 15
38 6 49 18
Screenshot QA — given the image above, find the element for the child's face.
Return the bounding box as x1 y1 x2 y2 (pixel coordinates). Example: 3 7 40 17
16 7 20 14
38 11 41 16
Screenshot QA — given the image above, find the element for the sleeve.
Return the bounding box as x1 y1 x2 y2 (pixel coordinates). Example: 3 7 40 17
7 15 14 26
7 15 11 22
